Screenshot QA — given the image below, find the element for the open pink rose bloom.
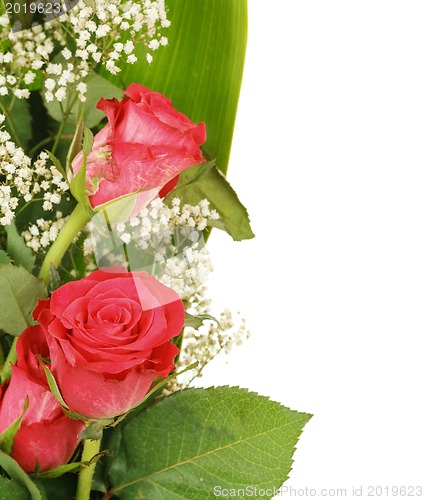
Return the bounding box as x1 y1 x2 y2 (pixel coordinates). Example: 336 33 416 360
0 268 184 471
33 268 183 419
72 83 207 211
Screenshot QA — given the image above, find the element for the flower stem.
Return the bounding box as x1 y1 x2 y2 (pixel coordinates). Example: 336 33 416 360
39 203 91 285
51 116 67 156
76 438 102 500
28 136 54 158
51 94 79 155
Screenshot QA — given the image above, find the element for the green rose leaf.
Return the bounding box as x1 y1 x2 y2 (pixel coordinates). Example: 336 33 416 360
0 477 29 500
36 357 69 411
0 452 42 500
5 223 35 272
68 159 87 209
184 312 219 329
43 71 123 128
167 162 254 241
108 387 312 499
78 72 123 128
1 97 32 151
0 264 47 336
69 128 94 212
34 461 84 480
45 151 66 182
0 250 10 265
82 127 94 157
66 121 84 174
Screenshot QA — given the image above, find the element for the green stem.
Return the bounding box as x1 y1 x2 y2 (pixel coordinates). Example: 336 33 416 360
0 337 18 383
16 198 44 216
28 136 54 158
76 438 101 500
39 203 91 285
51 114 67 156
5 115 23 149
7 92 17 116
51 94 79 155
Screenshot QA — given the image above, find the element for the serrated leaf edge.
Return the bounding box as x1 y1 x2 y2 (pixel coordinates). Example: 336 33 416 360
110 386 312 496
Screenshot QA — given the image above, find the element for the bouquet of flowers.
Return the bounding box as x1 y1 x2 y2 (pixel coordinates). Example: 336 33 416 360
0 0 311 498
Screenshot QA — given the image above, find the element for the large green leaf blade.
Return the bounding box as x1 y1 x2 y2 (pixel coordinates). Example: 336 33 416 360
117 0 247 176
108 387 312 499
0 264 47 336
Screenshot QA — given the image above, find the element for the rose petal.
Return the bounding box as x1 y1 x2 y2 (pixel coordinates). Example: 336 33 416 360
11 417 84 473
55 363 160 418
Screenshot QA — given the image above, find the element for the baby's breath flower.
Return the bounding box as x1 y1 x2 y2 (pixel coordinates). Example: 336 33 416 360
22 212 66 252
0 0 170 103
120 233 131 244
166 302 250 394
23 72 36 85
0 122 68 227
83 195 249 392
87 197 219 300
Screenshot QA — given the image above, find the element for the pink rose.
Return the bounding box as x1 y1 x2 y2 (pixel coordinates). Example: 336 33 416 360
72 83 206 210
0 326 84 472
34 268 184 419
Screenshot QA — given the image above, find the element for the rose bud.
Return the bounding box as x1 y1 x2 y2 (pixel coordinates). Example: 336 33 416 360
71 83 206 213
34 268 184 419
0 326 84 473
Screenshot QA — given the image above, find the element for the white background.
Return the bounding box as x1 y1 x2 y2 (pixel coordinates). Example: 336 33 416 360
199 1 424 497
